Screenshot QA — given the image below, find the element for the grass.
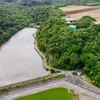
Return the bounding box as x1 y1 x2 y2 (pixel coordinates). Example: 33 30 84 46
15 87 75 100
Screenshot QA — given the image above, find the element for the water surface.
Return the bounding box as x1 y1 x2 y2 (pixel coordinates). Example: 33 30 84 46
0 28 49 86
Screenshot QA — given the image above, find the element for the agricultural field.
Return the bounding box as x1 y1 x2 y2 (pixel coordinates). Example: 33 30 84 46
60 5 100 21
15 87 76 100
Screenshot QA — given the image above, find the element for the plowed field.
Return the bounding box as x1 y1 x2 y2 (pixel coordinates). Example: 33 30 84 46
60 5 100 21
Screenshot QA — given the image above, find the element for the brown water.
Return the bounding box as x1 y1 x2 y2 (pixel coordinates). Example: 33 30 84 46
0 28 49 86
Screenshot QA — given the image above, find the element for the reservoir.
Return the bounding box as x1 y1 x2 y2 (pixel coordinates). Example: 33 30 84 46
0 28 49 86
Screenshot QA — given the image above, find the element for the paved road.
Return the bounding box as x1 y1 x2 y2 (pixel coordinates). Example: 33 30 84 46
66 74 100 94
0 80 100 100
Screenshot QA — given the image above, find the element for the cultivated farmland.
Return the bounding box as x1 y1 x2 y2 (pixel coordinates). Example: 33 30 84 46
15 87 76 100
60 5 100 21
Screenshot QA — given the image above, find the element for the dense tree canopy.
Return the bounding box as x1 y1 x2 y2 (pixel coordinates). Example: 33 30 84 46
36 14 100 87
1 0 100 6
0 4 59 45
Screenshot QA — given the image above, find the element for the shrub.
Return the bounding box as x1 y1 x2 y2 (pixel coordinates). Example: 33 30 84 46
0 87 10 92
72 71 77 75
45 68 49 71
50 69 56 73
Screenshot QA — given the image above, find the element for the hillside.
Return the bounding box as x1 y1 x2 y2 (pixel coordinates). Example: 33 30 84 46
36 15 100 87
0 4 57 45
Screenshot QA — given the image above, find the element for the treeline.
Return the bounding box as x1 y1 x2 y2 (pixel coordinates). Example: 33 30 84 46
0 4 29 45
20 0 52 6
0 0 52 5
36 9 100 87
1 0 100 6
0 4 57 45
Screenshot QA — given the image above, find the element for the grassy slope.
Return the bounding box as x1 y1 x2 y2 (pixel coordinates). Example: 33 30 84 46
15 87 75 100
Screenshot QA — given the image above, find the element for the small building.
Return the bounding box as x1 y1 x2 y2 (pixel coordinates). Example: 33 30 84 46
69 25 77 30
67 18 76 23
66 16 77 23
94 21 100 24
76 69 82 75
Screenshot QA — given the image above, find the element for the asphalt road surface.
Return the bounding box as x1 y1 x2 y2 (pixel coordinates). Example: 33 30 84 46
0 80 100 100
66 74 100 94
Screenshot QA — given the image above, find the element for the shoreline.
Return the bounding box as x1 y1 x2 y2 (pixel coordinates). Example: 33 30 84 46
33 33 51 69
0 26 38 47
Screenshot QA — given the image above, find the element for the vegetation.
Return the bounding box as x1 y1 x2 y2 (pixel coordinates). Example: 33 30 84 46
36 14 100 87
1 0 100 7
50 69 56 73
0 4 31 45
0 73 65 93
72 71 77 75
15 87 75 100
0 4 62 45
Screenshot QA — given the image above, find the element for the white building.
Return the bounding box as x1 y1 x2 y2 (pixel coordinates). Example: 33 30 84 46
76 69 82 75
66 15 77 23
94 21 100 24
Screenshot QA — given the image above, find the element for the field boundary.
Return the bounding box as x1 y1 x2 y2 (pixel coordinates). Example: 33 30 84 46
65 7 100 14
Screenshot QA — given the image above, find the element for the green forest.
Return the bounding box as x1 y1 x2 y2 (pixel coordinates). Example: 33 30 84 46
0 4 53 45
0 0 100 87
1 0 100 6
36 12 100 87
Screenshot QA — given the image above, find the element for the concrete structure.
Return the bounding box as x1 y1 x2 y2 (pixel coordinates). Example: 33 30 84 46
94 21 100 24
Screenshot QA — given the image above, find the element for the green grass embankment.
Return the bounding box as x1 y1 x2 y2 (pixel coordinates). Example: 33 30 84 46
0 73 65 93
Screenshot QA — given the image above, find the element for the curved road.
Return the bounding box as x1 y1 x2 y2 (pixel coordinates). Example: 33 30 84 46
0 80 100 100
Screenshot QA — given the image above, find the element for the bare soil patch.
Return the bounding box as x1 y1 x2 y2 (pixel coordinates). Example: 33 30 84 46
65 8 99 14
60 5 92 12
70 9 100 21
60 5 100 21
